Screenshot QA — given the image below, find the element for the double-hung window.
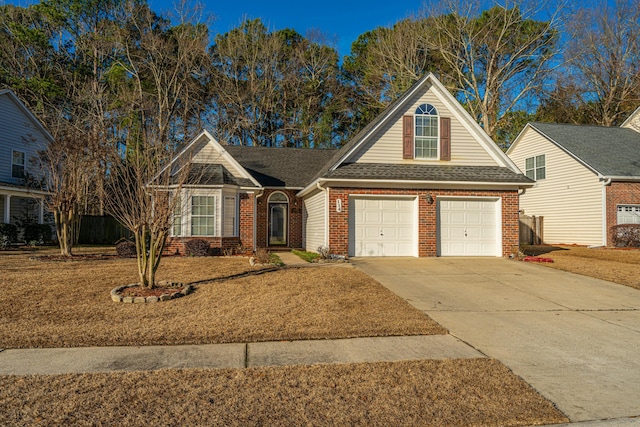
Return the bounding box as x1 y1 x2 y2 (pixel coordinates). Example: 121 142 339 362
525 155 546 180
191 195 216 236
12 150 25 178
414 104 439 159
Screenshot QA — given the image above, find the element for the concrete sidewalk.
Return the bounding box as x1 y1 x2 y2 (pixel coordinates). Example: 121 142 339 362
0 335 483 375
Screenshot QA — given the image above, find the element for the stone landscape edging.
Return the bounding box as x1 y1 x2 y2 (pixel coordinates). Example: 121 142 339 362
110 283 193 303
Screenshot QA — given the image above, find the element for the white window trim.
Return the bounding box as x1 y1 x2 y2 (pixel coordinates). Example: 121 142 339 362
223 194 238 237
171 189 242 238
12 150 26 178
525 154 546 180
414 104 440 160
190 194 217 237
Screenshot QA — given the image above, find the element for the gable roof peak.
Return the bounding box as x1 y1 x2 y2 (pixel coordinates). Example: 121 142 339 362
309 73 519 182
621 106 640 132
0 89 54 142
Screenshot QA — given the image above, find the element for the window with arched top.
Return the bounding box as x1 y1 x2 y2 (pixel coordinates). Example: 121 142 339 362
268 192 289 203
414 103 439 159
268 192 288 245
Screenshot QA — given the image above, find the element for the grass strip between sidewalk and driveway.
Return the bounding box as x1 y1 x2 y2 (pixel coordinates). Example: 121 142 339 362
0 359 568 427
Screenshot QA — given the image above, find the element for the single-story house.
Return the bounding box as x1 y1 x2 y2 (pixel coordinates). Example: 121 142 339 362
506 110 640 246
0 89 51 228
165 73 533 257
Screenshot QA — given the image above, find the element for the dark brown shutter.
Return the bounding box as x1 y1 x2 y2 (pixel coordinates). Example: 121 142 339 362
403 115 414 159
440 117 451 161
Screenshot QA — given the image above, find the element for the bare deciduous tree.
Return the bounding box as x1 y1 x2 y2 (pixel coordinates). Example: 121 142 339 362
103 1 209 288
565 0 640 126
40 130 92 256
421 0 562 139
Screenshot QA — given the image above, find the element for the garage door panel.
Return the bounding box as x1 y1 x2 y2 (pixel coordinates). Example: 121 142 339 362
439 198 499 256
350 197 416 257
381 227 398 239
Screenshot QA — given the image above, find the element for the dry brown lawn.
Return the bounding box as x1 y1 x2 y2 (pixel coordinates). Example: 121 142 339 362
523 245 640 290
0 247 445 349
0 359 568 427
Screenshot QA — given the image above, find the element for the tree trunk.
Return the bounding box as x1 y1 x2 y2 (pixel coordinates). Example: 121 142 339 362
54 209 74 257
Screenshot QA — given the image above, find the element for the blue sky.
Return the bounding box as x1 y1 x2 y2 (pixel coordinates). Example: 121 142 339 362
148 0 423 57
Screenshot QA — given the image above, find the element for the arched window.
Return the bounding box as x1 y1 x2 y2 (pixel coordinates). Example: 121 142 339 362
268 192 289 203
414 103 439 159
268 192 289 245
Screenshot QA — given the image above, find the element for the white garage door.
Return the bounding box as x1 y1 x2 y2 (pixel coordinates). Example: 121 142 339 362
438 198 499 256
617 205 640 224
349 197 416 257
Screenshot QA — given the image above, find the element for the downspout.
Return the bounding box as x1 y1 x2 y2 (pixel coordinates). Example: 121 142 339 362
602 178 612 247
253 189 264 251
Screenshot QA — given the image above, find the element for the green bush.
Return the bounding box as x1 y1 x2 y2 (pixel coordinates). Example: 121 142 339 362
0 223 18 248
23 223 51 244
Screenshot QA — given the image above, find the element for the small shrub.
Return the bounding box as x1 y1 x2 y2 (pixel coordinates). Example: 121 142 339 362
611 224 640 247
23 223 51 245
185 239 210 256
268 252 284 266
235 244 250 255
254 248 271 264
116 240 137 257
0 223 18 248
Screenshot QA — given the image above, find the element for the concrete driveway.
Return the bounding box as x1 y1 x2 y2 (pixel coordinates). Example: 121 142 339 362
352 257 640 423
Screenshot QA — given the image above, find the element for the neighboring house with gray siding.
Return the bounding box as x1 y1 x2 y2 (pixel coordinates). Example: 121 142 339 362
507 114 640 247
163 73 533 258
0 89 51 228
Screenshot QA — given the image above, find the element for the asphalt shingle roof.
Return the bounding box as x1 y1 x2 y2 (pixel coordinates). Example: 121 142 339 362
224 146 338 188
530 122 640 177
324 163 534 183
180 163 255 187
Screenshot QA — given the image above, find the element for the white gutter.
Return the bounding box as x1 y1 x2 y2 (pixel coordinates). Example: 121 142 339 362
601 176 640 182
0 185 51 197
298 178 532 197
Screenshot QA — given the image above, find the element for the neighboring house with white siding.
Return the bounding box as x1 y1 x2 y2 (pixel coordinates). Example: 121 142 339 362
507 113 640 247
0 89 51 229
163 73 533 257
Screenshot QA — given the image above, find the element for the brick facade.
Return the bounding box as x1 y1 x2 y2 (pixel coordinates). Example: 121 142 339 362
327 187 519 258
164 236 241 256
163 186 520 258
164 191 256 256
254 188 304 250
605 181 640 246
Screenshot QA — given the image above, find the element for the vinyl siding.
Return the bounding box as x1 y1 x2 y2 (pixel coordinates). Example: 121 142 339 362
348 83 498 166
191 140 247 178
0 94 49 185
508 127 604 246
303 189 326 252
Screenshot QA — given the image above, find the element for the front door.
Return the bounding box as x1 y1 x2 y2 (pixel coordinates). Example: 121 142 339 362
269 202 288 245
